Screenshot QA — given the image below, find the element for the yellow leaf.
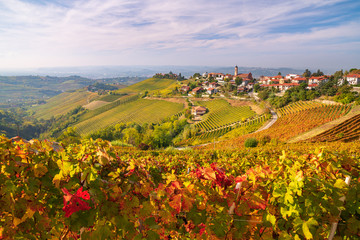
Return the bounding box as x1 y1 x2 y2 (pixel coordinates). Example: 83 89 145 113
22 207 35 221
34 163 48 178
13 217 23 226
52 173 62 188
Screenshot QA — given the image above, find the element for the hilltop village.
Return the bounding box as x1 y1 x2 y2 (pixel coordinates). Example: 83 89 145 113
177 66 360 97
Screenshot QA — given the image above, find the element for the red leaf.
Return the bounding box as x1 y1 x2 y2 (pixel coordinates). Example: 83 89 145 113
62 187 91 217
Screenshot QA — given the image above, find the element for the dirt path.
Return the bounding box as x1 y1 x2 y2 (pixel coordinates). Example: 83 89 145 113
255 109 278 132
287 105 360 143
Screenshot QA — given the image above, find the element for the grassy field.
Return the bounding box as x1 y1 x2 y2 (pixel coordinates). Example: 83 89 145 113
73 99 184 136
31 90 99 120
194 99 256 131
117 78 178 94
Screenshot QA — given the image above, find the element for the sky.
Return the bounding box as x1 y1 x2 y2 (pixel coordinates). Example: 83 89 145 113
0 0 359 72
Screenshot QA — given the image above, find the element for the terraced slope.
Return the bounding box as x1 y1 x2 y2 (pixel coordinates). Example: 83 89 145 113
194 99 256 132
307 113 360 142
201 103 352 150
32 90 99 120
73 99 184 136
276 100 324 116
117 78 178 94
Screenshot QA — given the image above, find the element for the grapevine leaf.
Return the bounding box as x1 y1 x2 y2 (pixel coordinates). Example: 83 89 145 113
34 163 48 178
334 179 347 189
302 218 318 240
203 167 216 180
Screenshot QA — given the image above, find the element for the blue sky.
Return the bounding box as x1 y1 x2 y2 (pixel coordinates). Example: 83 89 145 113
0 0 359 72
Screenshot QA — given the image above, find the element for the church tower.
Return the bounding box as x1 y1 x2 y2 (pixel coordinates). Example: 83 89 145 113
234 65 238 76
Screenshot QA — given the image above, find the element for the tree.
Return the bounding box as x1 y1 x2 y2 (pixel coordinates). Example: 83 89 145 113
333 70 343 81
253 83 261 93
258 90 270 100
235 77 243 86
303 69 311 78
193 73 201 79
312 69 324 77
278 72 282 76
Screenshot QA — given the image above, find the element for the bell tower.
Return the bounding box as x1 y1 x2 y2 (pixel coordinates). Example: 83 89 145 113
234 65 238 76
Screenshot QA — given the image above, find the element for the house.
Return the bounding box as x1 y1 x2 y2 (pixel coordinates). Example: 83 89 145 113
308 76 328 85
261 83 299 92
233 72 253 81
208 73 225 81
209 82 218 88
192 106 207 116
180 85 190 93
292 77 307 84
307 84 318 90
346 74 360 85
286 74 301 80
207 87 215 95
259 76 271 85
191 87 203 95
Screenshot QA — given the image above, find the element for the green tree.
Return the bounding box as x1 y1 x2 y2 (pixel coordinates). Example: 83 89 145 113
235 77 243 86
258 90 270 100
253 83 261 93
57 127 81 145
303 69 311 78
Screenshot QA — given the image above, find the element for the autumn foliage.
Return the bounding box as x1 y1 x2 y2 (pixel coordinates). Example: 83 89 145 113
1 136 360 239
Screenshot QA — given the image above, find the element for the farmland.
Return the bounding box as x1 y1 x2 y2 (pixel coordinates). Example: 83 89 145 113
117 78 178 94
31 90 99 120
74 99 184 136
204 102 352 150
194 99 257 132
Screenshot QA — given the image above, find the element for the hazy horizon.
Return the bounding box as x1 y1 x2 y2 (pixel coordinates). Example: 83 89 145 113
0 0 359 71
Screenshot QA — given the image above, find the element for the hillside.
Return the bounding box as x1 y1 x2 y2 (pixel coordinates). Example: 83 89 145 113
116 77 178 94
31 90 100 120
200 101 352 150
0 75 95 104
73 98 184 136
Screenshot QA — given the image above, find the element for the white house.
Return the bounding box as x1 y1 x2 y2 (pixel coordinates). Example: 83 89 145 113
346 74 360 85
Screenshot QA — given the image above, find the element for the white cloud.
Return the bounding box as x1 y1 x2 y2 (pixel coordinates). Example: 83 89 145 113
0 0 358 69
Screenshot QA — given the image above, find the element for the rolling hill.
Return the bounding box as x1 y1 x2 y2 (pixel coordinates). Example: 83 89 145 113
73 99 184 136
31 90 100 120
116 77 178 94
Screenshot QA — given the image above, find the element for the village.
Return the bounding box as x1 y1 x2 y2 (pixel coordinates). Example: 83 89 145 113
178 66 360 118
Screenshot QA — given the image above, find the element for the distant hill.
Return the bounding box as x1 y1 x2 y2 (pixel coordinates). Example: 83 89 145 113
0 75 145 106
1 65 312 79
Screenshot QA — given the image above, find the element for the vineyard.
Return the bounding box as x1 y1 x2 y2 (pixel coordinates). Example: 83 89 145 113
194 99 256 132
117 78 178 94
74 99 184 136
1 136 359 239
32 90 99 120
78 94 140 123
276 101 325 116
180 114 270 146
307 113 360 142
208 103 352 150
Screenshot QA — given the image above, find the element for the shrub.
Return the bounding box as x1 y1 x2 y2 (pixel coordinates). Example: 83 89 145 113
244 138 258 148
